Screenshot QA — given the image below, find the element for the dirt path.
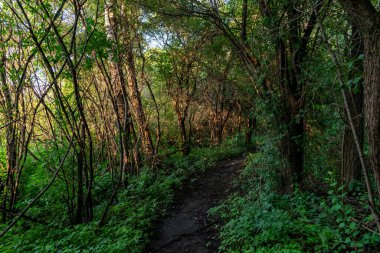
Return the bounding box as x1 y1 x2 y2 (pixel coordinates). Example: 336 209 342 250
147 155 245 253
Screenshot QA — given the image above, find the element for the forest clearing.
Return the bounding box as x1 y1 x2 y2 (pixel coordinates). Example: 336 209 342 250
1 0 380 252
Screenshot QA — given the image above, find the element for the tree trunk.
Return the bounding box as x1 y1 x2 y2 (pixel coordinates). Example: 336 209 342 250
125 41 155 167
241 0 248 44
0 52 18 221
279 99 304 192
364 33 380 198
122 9 154 166
245 116 255 145
241 0 257 148
105 0 136 175
177 115 189 156
338 0 380 198
277 38 305 192
341 25 364 184
257 0 324 192
75 144 84 224
288 104 304 188
211 125 223 146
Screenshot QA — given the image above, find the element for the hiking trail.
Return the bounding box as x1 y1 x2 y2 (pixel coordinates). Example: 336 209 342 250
148 155 245 253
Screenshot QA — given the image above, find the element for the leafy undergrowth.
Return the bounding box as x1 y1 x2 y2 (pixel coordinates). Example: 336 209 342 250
211 137 380 253
0 142 245 253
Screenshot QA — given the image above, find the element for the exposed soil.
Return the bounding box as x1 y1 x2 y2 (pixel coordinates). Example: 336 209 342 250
147 155 245 253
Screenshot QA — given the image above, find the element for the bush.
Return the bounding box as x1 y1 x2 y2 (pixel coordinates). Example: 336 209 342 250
0 141 245 253
211 137 380 252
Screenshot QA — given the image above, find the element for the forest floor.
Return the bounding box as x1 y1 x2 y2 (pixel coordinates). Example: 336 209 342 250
147 155 245 253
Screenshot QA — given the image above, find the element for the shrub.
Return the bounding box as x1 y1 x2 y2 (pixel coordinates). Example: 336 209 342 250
0 141 245 252
211 136 380 252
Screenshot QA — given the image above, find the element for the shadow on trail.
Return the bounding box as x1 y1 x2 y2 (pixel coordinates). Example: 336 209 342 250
147 155 245 253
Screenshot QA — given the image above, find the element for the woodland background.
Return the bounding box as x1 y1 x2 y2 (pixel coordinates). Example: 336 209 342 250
1 0 380 252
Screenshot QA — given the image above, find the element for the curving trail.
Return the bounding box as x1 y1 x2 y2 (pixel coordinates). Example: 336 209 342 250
147 155 245 253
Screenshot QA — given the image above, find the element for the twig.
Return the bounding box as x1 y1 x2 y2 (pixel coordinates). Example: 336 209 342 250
351 217 380 236
0 207 46 225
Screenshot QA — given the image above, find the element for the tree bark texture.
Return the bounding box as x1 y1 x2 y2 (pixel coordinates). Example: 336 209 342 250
339 0 380 198
125 39 155 167
341 25 364 184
